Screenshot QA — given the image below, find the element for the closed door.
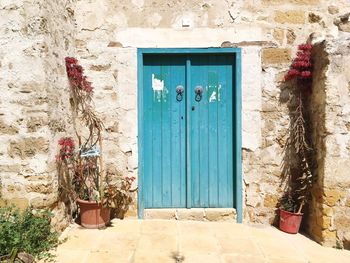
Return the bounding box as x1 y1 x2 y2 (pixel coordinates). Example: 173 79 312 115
143 54 234 208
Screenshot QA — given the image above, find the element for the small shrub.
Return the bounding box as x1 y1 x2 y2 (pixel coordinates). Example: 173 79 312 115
0 205 60 260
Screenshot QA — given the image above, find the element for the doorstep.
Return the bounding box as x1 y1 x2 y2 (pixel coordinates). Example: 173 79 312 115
144 208 237 221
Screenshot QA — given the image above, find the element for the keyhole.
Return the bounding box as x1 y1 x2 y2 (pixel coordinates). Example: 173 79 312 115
192 106 195 111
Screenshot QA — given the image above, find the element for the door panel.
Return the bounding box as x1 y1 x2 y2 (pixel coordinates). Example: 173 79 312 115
143 55 187 208
143 54 234 209
189 55 234 208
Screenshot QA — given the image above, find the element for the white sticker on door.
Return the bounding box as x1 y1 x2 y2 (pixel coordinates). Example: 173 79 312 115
152 74 164 91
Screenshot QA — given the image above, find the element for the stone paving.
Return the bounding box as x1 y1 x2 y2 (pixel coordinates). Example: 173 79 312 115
53 219 350 263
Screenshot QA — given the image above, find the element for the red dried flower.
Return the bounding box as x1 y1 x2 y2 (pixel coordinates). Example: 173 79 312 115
57 137 75 161
284 43 313 83
65 57 94 95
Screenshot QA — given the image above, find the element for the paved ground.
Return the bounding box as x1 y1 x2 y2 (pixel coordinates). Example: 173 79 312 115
53 219 350 263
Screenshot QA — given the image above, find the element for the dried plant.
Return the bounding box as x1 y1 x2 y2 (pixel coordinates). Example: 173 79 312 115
282 44 314 214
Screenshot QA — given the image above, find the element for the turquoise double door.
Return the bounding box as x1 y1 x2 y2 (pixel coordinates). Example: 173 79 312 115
143 54 234 209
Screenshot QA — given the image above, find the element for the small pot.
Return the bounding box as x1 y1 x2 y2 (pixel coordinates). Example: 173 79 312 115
279 208 303 234
77 199 110 229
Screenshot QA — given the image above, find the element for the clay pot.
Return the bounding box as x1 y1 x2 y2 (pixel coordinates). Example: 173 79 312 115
279 208 303 234
77 199 110 229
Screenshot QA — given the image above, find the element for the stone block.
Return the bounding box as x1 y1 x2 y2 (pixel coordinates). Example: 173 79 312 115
176 208 205 221
262 0 319 4
262 48 291 65
26 116 48 132
286 29 296 44
0 119 19 135
0 198 29 210
263 194 279 208
273 28 284 45
328 6 339 15
8 137 49 159
144 209 176 219
274 11 305 24
323 189 345 206
26 182 53 194
204 208 236 221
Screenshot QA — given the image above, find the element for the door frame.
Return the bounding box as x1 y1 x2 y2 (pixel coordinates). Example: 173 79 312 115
137 48 243 223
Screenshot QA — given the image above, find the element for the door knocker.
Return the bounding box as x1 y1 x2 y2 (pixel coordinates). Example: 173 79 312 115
176 85 184 101
195 86 203 102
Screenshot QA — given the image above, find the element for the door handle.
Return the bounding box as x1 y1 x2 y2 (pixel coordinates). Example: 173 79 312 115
195 86 203 102
176 85 184 101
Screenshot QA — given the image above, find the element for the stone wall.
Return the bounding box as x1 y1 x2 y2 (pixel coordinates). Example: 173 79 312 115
309 35 350 249
72 0 350 225
1 0 350 247
0 0 76 230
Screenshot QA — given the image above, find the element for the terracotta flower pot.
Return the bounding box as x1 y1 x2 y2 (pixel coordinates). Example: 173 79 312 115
77 199 110 229
279 208 303 234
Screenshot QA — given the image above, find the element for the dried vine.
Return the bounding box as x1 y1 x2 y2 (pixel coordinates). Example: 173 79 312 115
283 44 314 214
57 57 104 202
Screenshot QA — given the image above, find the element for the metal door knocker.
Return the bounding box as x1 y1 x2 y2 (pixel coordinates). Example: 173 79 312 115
176 85 184 101
195 86 203 102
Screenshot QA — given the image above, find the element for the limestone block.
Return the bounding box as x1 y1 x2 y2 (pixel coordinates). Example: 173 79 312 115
8 137 49 159
176 208 205 221
204 208 236 221
287 29 296 44
114 27 262 48
242 111 261 152
263 194 279 208
273 28 284 45
0 119 18 134
323 189 345 206
262 0 320 4
144 209 176 219
30 193 58 209
328 6 339 15
0 198 29 210
274 11 305 24
262 48 291 65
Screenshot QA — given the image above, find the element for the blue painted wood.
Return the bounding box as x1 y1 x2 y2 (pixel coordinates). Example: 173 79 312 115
137 50 144 219
189 54 233 208
143 55 187 208
235 51 243 223
186 58 192 208
138 49 242 222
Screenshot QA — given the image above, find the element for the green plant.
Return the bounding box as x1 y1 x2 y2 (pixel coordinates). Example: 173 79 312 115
0 205 59 261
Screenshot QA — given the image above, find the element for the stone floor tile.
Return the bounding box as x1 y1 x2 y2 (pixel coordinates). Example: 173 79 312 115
183 253 222 263
96 231 140 252
109 219 142 233
58 229 104 250
137 232 177 252
179 232 220 254
209 221 252 237
133 251 176 263
222 254 267 263
84 250 132 263
268 257 308 263
255 237 305 261
216 235 262 256
54 248 90 263
141 219 178 235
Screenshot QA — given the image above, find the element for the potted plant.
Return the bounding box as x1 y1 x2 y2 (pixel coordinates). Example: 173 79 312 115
280 43 314 234
56 57 135 228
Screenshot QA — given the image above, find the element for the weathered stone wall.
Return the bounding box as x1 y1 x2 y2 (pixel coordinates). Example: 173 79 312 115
1 0 350 247
72 0 350 233
0 0 76 230
309 35 350 249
